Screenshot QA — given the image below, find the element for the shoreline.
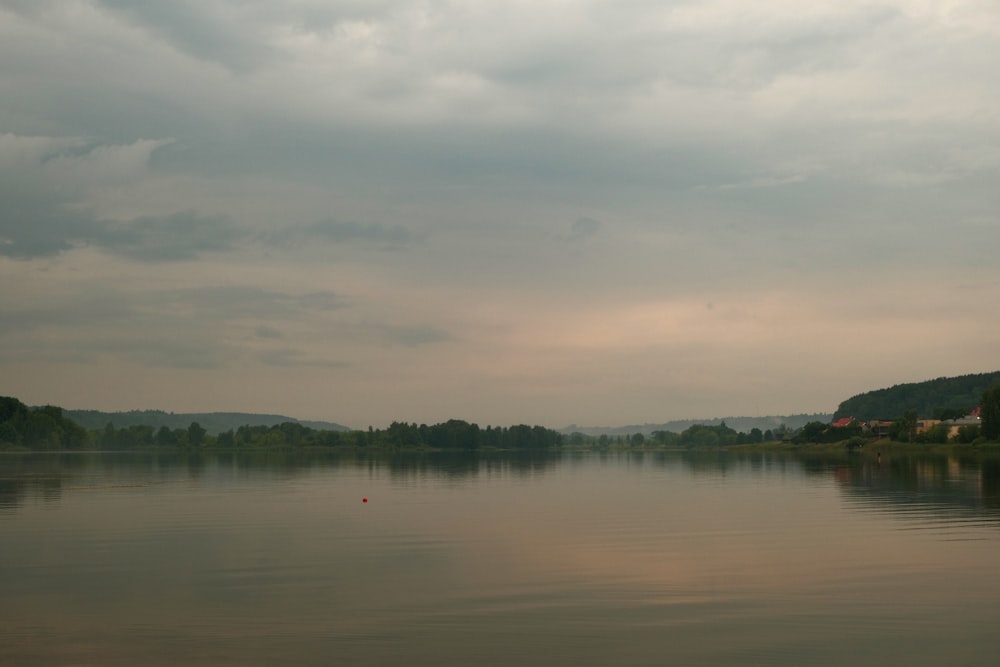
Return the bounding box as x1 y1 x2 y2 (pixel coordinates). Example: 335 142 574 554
4 440 1000 457
727 439 1000 456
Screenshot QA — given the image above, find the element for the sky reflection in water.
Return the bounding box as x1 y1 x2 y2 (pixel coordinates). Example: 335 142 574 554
2 450 999 666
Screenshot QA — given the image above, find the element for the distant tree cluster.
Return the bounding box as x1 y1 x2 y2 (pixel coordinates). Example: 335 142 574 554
151 418 563 451
372 420 562 450
2 397 564 452
668 422 796 447
792 420 864 444
834 372 1000 420
572 423 788 449
0 397 88 450
980 384 1000 441
92 420 211 449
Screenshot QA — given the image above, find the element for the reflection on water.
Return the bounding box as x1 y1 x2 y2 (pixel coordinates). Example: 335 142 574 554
5 448 1000 526
0 450 567 510
2 449 1000 666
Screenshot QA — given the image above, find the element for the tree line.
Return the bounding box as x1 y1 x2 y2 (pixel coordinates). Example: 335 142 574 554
568 422 796 448
5 385 999 452
0 398 564 451
213 419 564 451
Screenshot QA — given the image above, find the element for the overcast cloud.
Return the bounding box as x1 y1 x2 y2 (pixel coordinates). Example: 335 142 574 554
2 0 999 428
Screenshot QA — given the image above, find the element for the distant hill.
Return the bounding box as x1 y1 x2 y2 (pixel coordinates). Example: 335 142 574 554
834 371 1000 420
561 413 832 437
62 409 350 435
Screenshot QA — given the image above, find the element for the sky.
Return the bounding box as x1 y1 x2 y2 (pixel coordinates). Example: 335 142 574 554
2 0 999 429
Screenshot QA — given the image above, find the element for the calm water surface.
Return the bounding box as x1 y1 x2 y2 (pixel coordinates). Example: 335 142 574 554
2 449 999 666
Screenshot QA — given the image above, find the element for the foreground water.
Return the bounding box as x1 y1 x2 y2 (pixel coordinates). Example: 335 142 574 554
2 449 999 666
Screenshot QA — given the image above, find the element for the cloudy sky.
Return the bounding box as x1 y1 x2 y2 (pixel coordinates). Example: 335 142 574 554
2 1 998 429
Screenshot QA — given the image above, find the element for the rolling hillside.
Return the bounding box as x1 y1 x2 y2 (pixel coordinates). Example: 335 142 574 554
834 371 1000 420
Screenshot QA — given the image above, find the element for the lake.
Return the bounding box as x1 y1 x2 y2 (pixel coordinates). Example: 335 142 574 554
2 449 999 666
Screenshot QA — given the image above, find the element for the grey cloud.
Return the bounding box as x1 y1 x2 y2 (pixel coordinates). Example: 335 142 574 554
273 218 417 249
369 323 453 347
664 6 902 91
88 336 233 370
0 204 93 259
0 285 344 339
0 312 234 369
452 2 898 99
0 205 243 261
286 0 397 33
99 212 243 261
255 325 283 339
568 216 601 242
310 219 414 245
95 0 274 73
258 348 348 369
91 0 404 74
298 291 347 311
0 283 349 369
152 286 344 320
0 135 243 261
0 1 57 18
0 292 136 335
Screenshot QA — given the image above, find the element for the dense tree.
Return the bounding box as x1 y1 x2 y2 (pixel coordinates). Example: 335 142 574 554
97 423 156 449
0 420 17 444
890 410 919 443
797 422 828 443
156 425 177 447
791 420 863 444
918 422 951 444
0 399 88 449
422 419 476 449
835 371 1000 421
187 422 207 447
100 422 117 448
676 423 739 447
981 384 1000 441
0 396 29 424
216 429 235 448
955 424 980 444
651 430 677 445
385 421 423 448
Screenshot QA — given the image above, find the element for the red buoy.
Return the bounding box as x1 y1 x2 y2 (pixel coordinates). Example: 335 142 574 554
362 497 368 503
